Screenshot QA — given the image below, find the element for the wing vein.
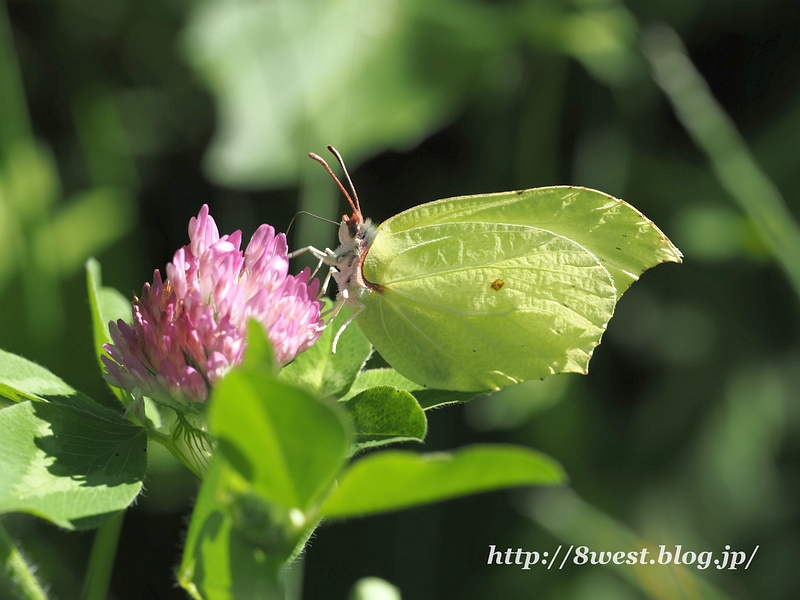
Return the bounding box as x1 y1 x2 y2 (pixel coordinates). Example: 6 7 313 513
387 285 609 330
385 261 605 286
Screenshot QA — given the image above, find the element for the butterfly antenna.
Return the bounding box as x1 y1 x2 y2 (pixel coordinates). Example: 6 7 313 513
309 152 358 216
327 145 361 215
286 210 340 235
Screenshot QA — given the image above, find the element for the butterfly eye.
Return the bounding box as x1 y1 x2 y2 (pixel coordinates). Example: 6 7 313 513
347 218 360 239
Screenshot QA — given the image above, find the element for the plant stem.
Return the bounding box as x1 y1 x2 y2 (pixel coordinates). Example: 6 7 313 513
641 25 800 300
0 521 48 600
80 511 125 600
283 557 304 600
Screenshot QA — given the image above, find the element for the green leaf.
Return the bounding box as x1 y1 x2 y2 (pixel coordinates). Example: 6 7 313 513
0 347 83 403
0 351 146 527
0 401 146 530
86 258 131 351
340 368 421 401
178 454 286 600
278 301 372 398
344 368 478 409
321 444 565 518
86 258 134 405
242 319 277 375
210 370 351 512
2 141 59 222
343 386 427 451
0 348 110 417
413 388 482 411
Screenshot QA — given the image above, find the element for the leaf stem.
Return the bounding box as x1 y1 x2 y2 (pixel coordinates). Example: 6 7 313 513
79 511 125 600
0 521 48 600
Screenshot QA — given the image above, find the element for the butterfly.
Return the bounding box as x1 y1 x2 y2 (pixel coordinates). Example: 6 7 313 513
294 146 681 392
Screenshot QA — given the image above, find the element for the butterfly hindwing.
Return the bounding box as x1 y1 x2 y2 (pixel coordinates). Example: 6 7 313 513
358 222 616 391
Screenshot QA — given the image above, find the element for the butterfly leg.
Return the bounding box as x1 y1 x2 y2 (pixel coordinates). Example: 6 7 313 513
332 296 365 354
287 244 331 260
319 266 337 296
287 245 336 279
320 293 345 320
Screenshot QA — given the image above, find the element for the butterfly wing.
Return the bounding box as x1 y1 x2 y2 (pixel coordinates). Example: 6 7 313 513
358 222 616 391
378 186 682 298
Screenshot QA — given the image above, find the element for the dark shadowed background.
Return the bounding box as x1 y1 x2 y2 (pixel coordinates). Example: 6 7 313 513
1 0 799 598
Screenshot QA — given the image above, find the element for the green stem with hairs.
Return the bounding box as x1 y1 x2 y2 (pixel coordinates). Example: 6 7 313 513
0 521 48 600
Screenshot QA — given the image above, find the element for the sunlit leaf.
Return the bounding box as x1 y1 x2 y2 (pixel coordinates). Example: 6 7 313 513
278 302 371 399
342 385 427 451
321 444 565 518
0 401 146 530
241 319 277 375
210 370 351 512
343 368 477 409
0 348 110 417
86 258 134 406
178 454 285 600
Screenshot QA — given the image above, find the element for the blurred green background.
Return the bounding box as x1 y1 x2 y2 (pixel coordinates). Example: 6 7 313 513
1 0 799 598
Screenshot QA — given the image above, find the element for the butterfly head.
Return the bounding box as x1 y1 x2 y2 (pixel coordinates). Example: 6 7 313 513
341 213 363 245
338 214 375 249
311 147 381 297
310 146 373 248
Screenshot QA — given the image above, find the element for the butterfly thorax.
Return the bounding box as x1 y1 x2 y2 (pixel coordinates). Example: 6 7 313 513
332 215 380 304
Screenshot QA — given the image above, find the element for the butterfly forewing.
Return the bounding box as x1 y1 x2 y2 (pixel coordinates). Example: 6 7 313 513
378 186 682 299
